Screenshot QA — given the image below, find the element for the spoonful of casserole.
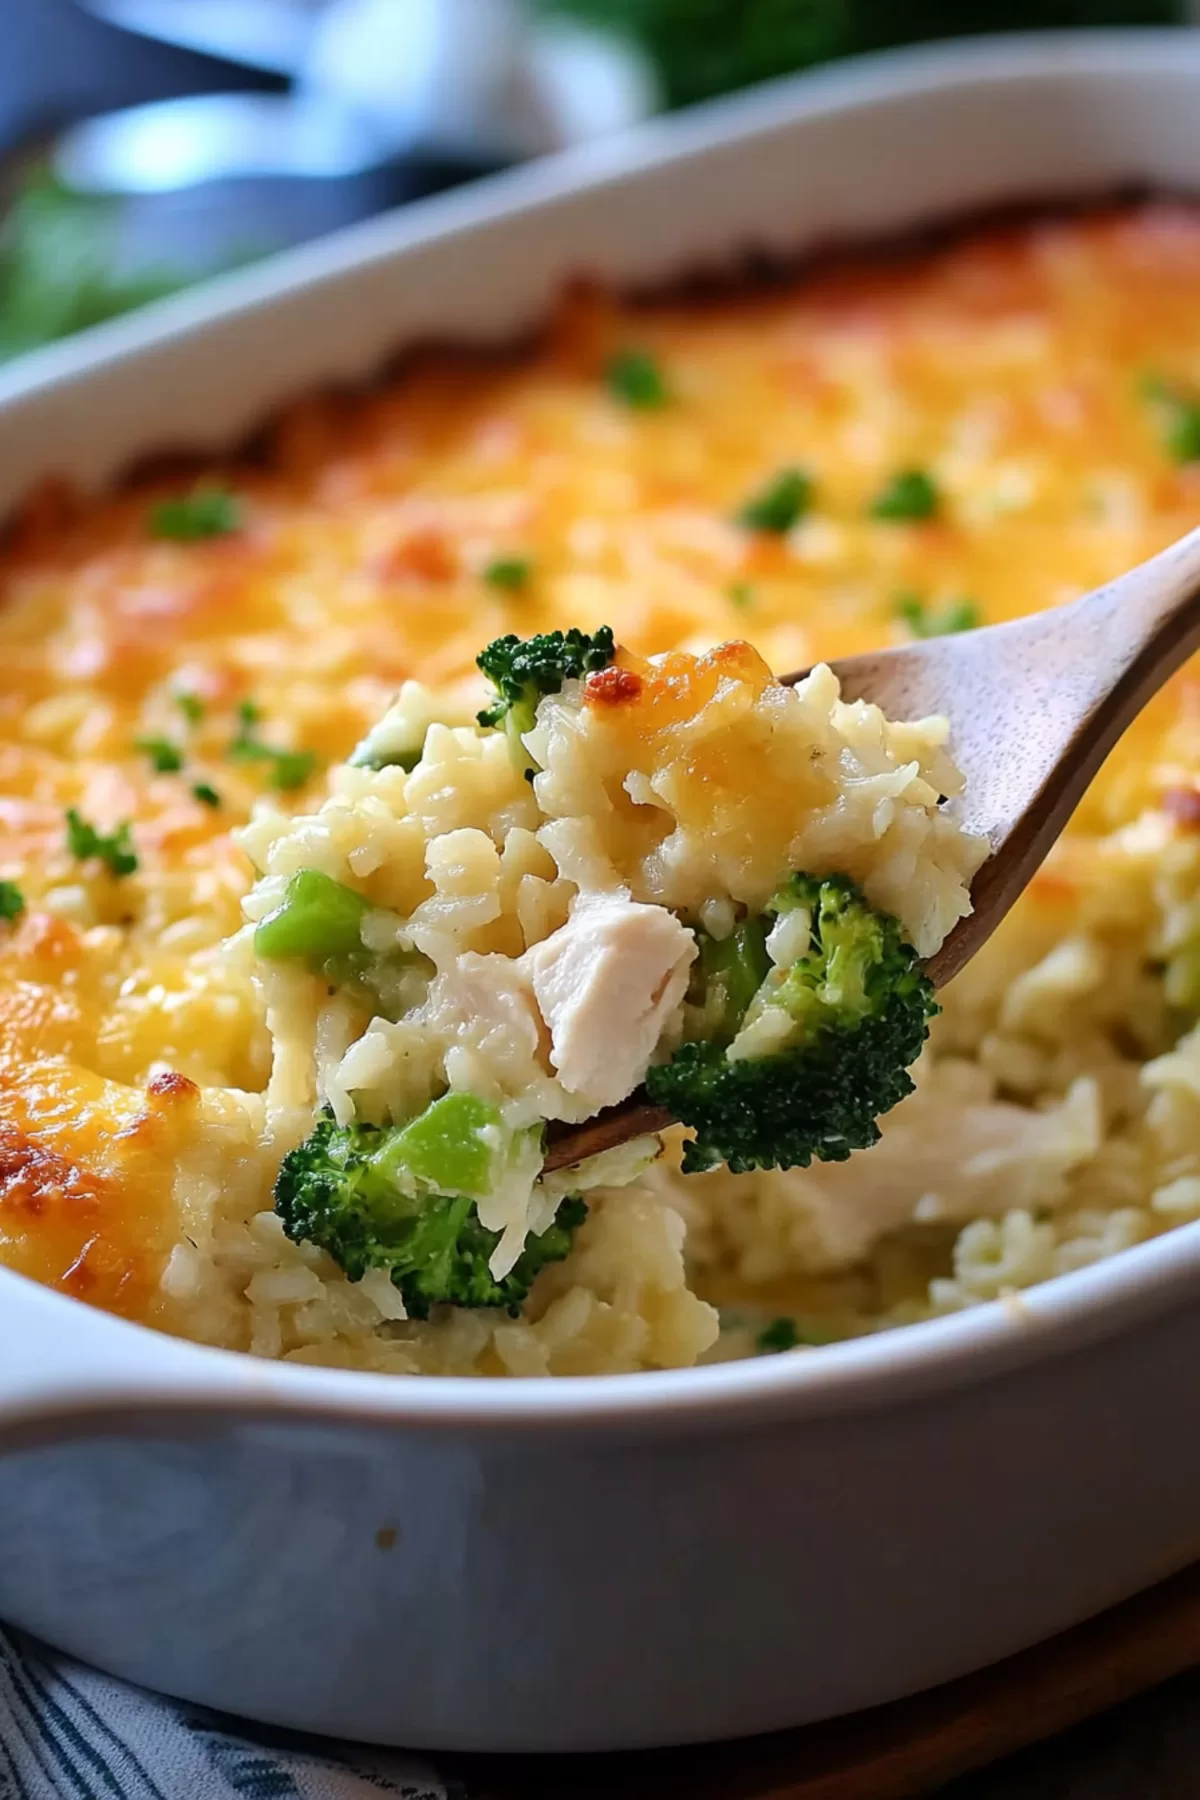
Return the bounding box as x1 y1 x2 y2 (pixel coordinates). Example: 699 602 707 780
240 527 1200 1318
541 523 1200 1172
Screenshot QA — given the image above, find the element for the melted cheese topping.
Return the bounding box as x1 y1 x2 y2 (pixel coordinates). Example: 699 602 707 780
3 202 1200 1324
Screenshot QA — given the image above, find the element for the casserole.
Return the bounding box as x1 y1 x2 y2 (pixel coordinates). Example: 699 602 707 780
4 29 1200 1751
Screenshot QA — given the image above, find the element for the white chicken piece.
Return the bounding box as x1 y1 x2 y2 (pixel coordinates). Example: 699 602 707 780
424 951 545 1103
522 893 696 1111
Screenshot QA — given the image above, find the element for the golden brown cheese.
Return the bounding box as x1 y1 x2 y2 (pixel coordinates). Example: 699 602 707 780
4 202 1200 1322
580 640 839 876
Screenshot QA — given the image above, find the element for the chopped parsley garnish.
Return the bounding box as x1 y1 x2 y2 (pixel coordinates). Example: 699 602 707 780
895 592 981 638
229 706 315 792
0 881 24 923
484 556 532 594
175 691 205 724
727 580 755 610
65 808 138 877
191 782 221 808
149 487 241 542
870 467 940 522
230 737 315 792
606 349 669 409
736 467 812 534
135 736 185 774
1141 373 1200 465
271 750 316 792
756 1317 801 1354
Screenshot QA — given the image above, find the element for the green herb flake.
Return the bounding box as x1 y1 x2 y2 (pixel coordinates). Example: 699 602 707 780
736 467 813 534
727 580 755 610
229 712 316 793
0 880 25 923
1141 372 1200 465
191 782 221 808
756 1317 801 1354
149 487 241 542
267 749 317 793
894 592 981 639
483 556 533 594
65 808 138 878
135 736 185 774
606 349 669 410
870 467 940 522
175 691 205 725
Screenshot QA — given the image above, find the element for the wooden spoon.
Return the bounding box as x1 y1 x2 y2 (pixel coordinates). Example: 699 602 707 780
542 524 1200 1173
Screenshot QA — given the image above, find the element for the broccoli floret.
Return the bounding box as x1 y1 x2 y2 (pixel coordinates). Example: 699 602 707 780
646 874 936 1175
476 626 616 763
274 1097 586 1319
686 916 771 1043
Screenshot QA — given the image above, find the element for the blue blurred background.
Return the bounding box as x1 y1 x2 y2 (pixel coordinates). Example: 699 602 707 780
0 0 1192 364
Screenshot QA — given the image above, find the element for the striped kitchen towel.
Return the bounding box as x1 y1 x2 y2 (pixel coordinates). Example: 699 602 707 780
0 1626 455 1800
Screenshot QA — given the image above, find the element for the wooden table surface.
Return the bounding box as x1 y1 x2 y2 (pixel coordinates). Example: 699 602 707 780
945 1666 1200 1798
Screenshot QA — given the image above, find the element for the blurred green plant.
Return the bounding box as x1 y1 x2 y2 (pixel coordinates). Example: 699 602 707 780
0 2 1187 362
535 0 1183 108
0 170 184 363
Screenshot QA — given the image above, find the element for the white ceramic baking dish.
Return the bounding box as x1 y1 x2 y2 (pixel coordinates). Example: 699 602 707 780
4 29 1200 1755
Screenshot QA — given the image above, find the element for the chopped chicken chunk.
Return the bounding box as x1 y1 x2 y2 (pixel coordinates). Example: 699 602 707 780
522 894 696 1111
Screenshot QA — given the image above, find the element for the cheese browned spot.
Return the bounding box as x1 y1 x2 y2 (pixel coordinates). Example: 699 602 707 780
0 1106 168 1316
378 527 457 584
147 1069 200 1103
585 666 644 707
1163 787 1200 829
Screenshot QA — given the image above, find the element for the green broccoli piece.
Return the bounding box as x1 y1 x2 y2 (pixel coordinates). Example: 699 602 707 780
274 1097 586 1318
476 626 616 763
686 917 771 1043
254 867 429 1014
254 869 370 969
646 874 936 1175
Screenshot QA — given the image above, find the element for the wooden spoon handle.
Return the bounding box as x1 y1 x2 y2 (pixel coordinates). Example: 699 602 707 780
543 1102 673 1175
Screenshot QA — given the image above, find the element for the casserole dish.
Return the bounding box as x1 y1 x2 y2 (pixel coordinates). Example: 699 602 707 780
4 30 1200 1752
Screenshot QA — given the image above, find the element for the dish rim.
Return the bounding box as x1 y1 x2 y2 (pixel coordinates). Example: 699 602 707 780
6 1220 1200 1437
4 26 1200 1433
5 27 1200 434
